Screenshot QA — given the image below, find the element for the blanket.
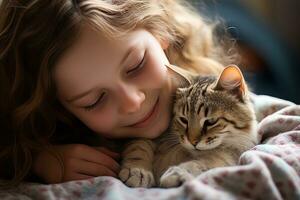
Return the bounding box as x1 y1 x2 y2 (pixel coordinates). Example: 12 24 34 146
1 94 300 200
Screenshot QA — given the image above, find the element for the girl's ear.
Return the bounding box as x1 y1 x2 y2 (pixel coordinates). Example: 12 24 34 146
214 65 247 99
165 64 194 88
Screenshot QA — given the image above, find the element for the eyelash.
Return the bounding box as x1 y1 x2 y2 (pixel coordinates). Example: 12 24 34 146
126 54 145 75
83 56 146 111
84 93 105 111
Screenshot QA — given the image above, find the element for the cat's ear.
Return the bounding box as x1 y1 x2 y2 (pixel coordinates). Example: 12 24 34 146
165 64 195 88
214 65 247 99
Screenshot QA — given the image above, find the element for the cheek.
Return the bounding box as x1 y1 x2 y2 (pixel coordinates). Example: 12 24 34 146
78 110 116 134
138 57 167 88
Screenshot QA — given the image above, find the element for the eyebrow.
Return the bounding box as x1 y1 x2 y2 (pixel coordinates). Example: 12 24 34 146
66 47 135 103
120 46 135 66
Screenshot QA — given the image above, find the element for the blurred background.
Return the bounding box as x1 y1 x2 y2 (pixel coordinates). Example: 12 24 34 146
191 0 300 103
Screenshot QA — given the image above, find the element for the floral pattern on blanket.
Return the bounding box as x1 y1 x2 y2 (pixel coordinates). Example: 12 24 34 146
1 94 300 200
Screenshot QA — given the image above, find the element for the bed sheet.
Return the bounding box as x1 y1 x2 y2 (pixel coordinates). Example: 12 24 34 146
1 94 300 200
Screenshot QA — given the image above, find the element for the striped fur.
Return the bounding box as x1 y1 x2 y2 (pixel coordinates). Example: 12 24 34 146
119 65 258 188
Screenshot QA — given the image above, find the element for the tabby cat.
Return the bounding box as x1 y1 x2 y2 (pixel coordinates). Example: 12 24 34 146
119 65 258 188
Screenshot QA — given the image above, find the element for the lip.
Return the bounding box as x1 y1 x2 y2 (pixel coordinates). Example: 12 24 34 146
129 98 159 128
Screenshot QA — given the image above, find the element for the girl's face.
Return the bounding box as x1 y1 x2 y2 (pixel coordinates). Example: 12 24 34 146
54 27 173 139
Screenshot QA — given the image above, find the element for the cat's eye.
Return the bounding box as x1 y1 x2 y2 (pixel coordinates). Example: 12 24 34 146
206 118 218 126
178 117 188 126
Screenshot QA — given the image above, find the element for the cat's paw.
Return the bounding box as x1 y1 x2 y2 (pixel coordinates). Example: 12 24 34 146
119 167 155 188
159 166 193 188
179 161 209 175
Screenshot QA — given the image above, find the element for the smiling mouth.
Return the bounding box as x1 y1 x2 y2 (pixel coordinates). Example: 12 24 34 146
128 98 159 128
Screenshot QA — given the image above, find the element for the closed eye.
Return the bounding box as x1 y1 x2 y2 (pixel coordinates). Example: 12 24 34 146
207 118 218 126
178 116 188 127
126 54 145 75
83 92 106 111
203 118 219 128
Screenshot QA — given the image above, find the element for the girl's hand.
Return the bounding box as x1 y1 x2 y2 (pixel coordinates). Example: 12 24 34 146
32 144 120 184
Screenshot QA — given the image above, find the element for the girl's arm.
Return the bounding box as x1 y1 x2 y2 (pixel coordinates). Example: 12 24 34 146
32 144 120 184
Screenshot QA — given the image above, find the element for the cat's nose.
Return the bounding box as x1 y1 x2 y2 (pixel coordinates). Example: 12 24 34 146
190 139 199 146
188 135 199 146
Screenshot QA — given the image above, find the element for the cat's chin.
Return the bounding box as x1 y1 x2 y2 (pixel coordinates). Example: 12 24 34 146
195 141 221 150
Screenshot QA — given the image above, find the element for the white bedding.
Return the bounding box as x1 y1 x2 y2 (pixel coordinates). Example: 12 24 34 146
1 94 300 200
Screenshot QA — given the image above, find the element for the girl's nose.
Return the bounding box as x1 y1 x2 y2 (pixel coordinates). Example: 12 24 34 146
117 84 145 114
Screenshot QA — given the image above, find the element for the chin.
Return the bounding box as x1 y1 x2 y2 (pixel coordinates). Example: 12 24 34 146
196 141 222 150
142 130 162 139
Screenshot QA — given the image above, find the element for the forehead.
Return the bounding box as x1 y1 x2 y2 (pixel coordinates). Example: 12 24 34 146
54 26 137 75
53 26 147 97
177 81 233 109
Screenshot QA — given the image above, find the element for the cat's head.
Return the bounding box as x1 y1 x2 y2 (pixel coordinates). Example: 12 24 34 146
171 65 256 151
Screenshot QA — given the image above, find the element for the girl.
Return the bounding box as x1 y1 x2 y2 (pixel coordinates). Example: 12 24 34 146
0 0 235 186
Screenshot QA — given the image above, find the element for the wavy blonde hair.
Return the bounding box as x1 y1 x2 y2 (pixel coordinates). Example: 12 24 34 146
0 0 236 186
